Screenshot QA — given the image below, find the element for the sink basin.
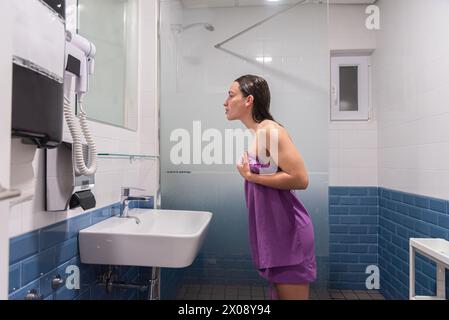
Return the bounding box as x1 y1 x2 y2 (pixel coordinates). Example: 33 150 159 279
79 209 212 268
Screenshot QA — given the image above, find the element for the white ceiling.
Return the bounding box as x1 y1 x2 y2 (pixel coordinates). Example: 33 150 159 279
181 0 377 9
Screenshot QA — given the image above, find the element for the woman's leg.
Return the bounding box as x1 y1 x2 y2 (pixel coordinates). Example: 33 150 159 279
274 283 310 300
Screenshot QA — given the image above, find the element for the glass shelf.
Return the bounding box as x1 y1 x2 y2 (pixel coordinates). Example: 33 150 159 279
97 153 159 160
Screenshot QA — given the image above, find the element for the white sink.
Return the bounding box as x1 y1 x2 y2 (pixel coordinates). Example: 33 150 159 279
79 209 213 268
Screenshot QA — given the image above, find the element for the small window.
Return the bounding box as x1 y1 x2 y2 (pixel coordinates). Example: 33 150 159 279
331 56 370 121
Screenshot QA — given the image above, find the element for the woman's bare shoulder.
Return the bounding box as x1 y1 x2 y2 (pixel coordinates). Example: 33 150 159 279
261 122 298 153
259 120 289 137
259 119 283 131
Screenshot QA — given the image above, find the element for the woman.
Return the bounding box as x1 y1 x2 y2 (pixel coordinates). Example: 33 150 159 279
224 74 316 300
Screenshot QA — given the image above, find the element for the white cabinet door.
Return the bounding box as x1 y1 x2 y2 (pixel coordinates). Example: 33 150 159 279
0 0 13 300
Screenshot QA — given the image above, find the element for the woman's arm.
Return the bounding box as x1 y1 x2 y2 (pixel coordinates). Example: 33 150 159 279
237 123 309 190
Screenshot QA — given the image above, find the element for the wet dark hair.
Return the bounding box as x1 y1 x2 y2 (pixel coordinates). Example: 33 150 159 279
234 74 276 124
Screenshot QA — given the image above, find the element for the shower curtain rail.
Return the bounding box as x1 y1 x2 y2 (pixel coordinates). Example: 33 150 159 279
214 0 309 49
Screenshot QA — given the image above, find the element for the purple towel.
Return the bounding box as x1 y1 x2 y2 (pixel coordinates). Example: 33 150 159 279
244 153 316 271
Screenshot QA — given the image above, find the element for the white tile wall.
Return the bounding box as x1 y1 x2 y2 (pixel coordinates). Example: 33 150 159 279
328 4 378 186
0 2 12 190
7 0 159 237
375 0 449 199
329 4 377 52
0 0 13 300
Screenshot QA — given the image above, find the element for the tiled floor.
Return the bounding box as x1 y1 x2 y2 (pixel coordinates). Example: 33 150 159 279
175 284 385 300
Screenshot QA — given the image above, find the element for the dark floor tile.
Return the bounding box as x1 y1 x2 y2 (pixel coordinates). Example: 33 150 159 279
176 284 385 301
341 290 359 300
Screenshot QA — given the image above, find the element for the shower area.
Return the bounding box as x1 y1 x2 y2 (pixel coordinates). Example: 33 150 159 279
159 0 330 291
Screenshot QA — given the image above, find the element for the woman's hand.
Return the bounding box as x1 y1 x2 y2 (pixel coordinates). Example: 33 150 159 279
236 152 253 182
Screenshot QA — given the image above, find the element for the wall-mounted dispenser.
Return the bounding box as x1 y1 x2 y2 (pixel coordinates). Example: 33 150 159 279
11 0 66 148
46 142 96 211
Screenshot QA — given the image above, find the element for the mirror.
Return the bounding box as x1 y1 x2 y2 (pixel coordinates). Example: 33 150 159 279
66 0 139 131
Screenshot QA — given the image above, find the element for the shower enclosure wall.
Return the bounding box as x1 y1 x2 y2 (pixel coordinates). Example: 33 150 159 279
159 0 330 289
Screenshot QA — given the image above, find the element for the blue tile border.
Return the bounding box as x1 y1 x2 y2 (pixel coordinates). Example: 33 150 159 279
329 187 379 291
21 247 57 286
329 186 449 299
40 221 71 251
9 231 39 265
378 188 449 300
9 263 20 294
10 186 449 300
8 198 155 300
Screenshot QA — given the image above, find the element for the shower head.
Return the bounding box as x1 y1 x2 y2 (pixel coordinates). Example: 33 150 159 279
203 23 215 31
182 22 215 32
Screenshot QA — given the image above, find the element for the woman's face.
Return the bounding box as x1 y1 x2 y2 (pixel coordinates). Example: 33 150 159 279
224 81 250 121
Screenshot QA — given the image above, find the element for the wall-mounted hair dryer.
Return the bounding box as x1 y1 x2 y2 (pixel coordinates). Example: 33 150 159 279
64 30 96 98
64 30 97 177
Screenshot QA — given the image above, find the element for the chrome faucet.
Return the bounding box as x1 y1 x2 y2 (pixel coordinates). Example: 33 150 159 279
120 187 152 224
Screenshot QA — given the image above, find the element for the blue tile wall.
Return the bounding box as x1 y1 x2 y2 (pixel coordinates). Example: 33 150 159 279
378 188 449 300
11 187 449 300
7 199 177 300
329 187 379 290
329 186 449 300
9 231 39 265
